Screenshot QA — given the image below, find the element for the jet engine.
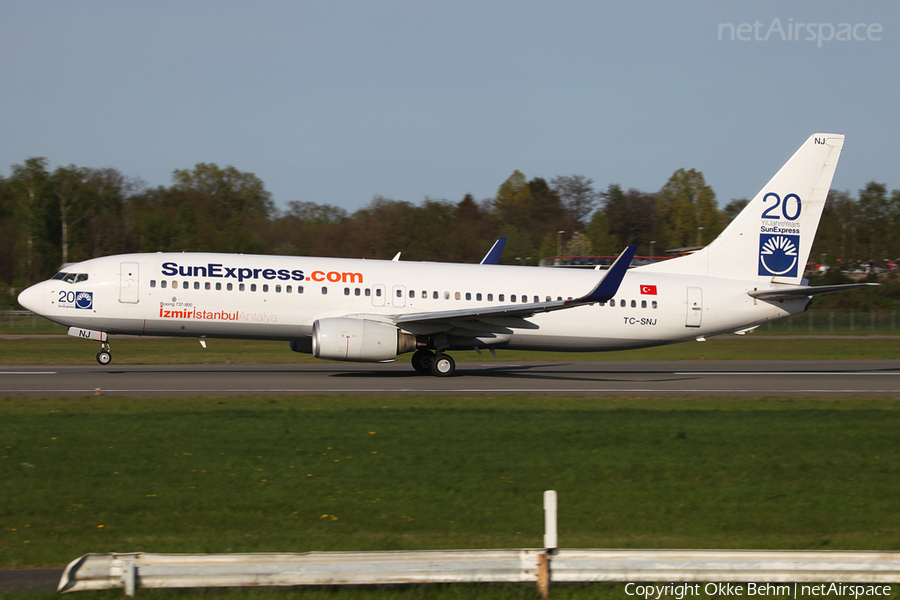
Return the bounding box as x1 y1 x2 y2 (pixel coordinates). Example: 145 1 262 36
312 317 418 362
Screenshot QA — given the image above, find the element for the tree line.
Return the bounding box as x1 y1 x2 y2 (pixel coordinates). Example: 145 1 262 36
2 157 898 295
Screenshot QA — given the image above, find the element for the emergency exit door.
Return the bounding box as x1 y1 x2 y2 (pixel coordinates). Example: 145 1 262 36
119 262 139 303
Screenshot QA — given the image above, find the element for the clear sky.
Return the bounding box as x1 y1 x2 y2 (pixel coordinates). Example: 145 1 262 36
2 1 897 213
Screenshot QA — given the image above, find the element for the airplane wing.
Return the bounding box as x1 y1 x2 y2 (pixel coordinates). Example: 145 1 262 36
479 238 507 265
387 245 638 333
748 282 879 300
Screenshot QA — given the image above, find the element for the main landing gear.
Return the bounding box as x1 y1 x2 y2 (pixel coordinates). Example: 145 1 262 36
96 340 112 365
410 349 456 377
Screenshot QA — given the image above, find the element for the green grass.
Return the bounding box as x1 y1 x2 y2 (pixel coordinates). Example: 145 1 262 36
3 396 900 573
0 334 898 364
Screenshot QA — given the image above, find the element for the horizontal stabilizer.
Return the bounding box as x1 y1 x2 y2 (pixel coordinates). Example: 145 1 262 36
748 282 878 300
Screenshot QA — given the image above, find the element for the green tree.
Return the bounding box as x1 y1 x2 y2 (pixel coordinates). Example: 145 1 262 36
564 231 594 256
51 165 90 265
722 198 749 224
171 163 274 219
856 182 891 261
602 184 658 253
550 174 597 226
586 210 618 255
8 158 53 281
656 168 720 249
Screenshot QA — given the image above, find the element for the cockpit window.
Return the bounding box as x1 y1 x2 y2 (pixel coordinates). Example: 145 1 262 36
53 272 88 284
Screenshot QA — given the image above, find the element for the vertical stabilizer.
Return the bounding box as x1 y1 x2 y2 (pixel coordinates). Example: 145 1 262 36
642 134 844 284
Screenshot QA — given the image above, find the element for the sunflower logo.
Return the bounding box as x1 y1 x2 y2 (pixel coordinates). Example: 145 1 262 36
758 234 799 276
75 291 93 310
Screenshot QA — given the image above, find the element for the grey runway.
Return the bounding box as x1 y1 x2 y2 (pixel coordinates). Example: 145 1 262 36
1 359 899 397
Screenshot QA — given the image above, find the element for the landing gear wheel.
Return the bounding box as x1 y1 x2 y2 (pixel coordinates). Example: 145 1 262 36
430 353 455 377
411 349 435 374
96 350 112 365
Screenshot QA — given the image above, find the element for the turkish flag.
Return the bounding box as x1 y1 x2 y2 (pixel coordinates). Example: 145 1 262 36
640 285 657 295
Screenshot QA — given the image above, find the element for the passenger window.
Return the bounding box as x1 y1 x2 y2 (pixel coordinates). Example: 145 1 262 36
487 293 493 301
239 284 245 292
522 296 528 303
534 296 539 303
631 300 636 308
205 282 211 290
344 288 350 296
262 284 268 292
355 288 361 296
183 281 188 289
409 290 415 298
652 300 658 309
476 293 482 301
172 281 178 289
454 292 461 300
444 292 450 299
421 290 427 299
298 286 304 294
216 282 222 291
433 291 438 299
275 285 282 293
396 289 402 298
465 292 471 301
376 288 382 297
322 287 327 294
499 294 505 302
641 300 647 308
150 280 156 288
511 295 517 302
609 299 614 307
194 282 200 290
365 288 370 297
620 299 626 307
286 285 292 293
251 284 258 292
227 283 233 291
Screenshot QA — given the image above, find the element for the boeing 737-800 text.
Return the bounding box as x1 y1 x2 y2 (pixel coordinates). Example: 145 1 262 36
17 134 873 376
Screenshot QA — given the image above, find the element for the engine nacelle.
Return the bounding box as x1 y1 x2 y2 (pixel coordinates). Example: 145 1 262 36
312 317 418 362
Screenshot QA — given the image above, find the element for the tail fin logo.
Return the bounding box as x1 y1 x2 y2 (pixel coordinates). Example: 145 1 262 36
758 234 799 276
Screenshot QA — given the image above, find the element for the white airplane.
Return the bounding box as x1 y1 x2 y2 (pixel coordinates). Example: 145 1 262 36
18 133 874 376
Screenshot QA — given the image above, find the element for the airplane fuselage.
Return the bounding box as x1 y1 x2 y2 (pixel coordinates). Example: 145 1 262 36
24 252 803 352
17 134 850 375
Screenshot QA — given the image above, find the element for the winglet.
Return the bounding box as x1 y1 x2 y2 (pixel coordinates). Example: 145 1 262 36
480 238 507 265
575 244 638 303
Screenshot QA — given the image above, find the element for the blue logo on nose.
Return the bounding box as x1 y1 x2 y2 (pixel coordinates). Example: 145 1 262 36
758 234 799 277
75 291 93 309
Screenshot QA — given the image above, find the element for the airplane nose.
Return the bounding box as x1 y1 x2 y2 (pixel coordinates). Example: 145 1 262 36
17 282 45 315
